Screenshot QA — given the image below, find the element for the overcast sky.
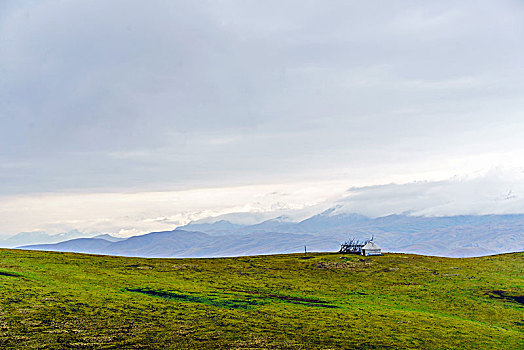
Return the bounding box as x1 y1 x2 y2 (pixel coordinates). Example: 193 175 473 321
1 1 524 236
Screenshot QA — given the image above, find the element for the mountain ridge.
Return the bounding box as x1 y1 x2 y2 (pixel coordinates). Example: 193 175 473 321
17 211 524 258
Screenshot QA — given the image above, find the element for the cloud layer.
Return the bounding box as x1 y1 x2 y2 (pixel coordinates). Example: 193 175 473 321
2 1 524 195
2 169 524 237
1 1 524 235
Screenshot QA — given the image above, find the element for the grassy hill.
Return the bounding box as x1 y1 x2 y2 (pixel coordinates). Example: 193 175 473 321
0 249 522 349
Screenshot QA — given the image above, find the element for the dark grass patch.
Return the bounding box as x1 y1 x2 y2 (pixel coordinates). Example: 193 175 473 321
234 289 339 308
125 288 261 309
487 290 524 306
0 270 21 277
280 300 339 308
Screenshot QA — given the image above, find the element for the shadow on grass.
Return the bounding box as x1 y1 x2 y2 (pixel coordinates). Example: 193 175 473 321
0 270 21 277
125 288 261 309
126 287 339 309
487 290 524 306
233 289 339 308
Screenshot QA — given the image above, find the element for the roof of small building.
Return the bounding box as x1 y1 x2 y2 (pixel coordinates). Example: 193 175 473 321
362 241 381 250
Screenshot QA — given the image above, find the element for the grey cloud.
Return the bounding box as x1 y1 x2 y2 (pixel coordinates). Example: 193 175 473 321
1 0 524 195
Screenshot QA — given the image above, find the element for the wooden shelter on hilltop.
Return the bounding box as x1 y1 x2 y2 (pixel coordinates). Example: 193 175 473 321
339 238 382 256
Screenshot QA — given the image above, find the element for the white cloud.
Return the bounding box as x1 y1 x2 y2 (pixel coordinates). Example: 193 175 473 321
334 168 524 217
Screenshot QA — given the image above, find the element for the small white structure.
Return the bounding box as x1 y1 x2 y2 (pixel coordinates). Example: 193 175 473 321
361 241 382 256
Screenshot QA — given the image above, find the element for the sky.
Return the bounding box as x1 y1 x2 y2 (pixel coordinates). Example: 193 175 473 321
1 1 524 237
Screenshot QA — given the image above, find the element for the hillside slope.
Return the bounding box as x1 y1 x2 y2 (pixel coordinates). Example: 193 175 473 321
0 249 522 349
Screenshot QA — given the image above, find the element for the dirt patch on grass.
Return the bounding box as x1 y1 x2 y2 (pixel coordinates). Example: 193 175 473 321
171 264 201 271
316 261 359 270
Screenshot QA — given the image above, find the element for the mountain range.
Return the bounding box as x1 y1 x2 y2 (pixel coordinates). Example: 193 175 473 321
13 210 524 258
21 230 337 258
0 230 93 248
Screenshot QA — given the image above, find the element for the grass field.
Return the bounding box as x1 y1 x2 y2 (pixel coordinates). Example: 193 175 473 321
0 249 522 349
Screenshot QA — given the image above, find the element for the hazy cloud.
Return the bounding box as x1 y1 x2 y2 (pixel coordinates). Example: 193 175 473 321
1 1 524 235
2 169 524 237
1 0 524 195
334 168 524 217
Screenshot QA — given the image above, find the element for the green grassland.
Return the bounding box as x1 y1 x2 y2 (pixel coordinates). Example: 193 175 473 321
0 249 522 349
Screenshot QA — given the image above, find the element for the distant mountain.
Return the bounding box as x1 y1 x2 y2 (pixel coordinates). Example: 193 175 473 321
0 230 89 248
20 230 338 258
242 216 299 234
104 230 210 257
178 211 372 236
174 211 524 257
295 210 371 234
177 220 247 235
16 211 524 258
102 229 336 258
22 238 114 253
93 234 126 242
